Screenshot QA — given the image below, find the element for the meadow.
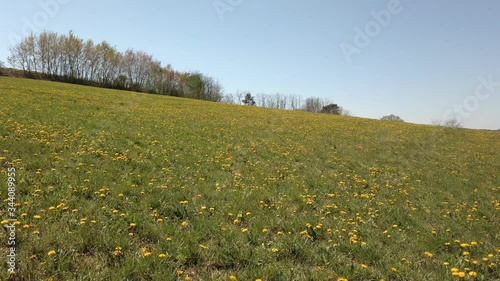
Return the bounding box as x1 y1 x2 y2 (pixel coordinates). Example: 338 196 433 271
0 76 498 280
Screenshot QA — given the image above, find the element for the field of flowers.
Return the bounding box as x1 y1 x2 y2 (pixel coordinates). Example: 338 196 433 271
0 76 499 280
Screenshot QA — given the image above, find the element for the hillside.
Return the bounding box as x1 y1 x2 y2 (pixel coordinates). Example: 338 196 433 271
0 77 499 280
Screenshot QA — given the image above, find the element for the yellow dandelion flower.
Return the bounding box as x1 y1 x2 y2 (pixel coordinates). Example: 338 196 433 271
48 250 56 256
229 276 237 281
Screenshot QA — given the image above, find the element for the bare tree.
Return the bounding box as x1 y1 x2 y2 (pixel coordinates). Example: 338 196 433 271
8 33 38 76
275 93 283 109
202 75 224 102
267 93 277 108
443 117 463 128
288 94 302 110
339 107 352 116
432 117 463 128
222 93 235 104
302 97 325 112
431 119 442 126
235 91 244 105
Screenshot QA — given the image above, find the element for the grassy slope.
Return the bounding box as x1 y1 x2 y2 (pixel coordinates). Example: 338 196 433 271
0 77 499 281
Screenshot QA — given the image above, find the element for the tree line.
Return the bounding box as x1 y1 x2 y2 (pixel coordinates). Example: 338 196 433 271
4 31 352 115
224 91 351 115
7 31 223 101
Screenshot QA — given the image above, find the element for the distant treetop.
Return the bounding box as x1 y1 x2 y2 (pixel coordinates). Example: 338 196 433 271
381 114 404 122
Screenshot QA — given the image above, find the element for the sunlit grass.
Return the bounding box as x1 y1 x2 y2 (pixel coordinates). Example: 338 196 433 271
0 77 499 280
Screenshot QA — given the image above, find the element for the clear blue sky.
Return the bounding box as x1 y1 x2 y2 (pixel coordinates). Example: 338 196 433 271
1 0 499 129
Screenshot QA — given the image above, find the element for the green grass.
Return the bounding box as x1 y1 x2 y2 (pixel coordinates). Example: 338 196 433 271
0 76 499 281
